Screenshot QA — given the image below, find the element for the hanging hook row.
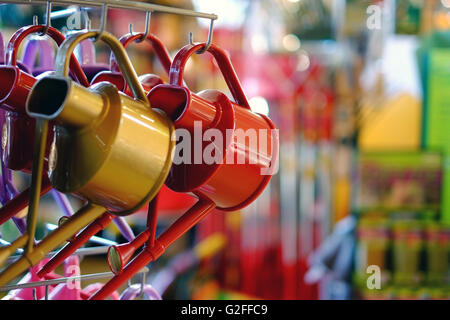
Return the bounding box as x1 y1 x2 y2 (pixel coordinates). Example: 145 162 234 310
1 0 217 21
129 11 151 43
4 0 217 51
189 17 214 54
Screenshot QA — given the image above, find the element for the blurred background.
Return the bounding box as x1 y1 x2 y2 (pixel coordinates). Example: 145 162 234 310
0 0 449 300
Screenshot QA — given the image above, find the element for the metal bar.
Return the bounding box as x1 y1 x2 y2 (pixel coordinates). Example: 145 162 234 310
0 0 218 20
0 267 149 292
50 7 93 19
3 239 113 263
7 245 112 264
25 119 49 254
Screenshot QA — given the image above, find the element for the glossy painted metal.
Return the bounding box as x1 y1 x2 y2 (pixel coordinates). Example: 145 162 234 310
0 203 106 285
0 30 134 250
54 33 135 243
71 33 109 82
90 198 216 300
27 31 175 215
0 25 89 172
0 233 29 268
91 32 171 93
0 258 60 300
147 43 278 211
0 29 79 237
35 32 174 278
107 193 160 275
0 31 175 287
93 32 196 213
90 43 278 299
0 176 52 227
36 212 114 277
0 25 88 234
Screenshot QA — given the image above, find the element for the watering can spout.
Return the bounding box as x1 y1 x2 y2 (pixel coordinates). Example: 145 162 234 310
26 76 104 128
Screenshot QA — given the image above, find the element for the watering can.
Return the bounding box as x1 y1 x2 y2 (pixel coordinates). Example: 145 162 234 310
90 42 278 300
0 25 89 171
91 32 171 92
0 25 89 227
0 30 175 287
71 32 109 82
36 31 176 278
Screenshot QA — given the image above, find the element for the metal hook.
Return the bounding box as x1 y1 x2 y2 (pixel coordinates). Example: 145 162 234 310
138 270 146 299
94 3 108 42
40 1 52 36
129 11 151 43
45 285 49 300
188 18 214 54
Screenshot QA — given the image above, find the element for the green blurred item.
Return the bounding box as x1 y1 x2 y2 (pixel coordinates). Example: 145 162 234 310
392 220 424 286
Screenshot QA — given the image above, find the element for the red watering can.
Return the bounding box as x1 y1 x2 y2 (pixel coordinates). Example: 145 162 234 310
0 25 89 226
0 25 89 171
90 42 278 300
91 32 171 92
147 42 278 210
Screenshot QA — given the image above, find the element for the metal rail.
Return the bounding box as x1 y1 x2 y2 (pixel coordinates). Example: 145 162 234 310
0 267 149 292
0 0 218 20
6 245 112 264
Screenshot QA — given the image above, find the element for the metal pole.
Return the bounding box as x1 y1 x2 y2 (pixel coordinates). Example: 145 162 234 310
0 267 149 292
0 0 218 20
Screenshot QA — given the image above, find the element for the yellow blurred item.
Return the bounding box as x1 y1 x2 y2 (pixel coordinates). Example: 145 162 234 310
359 93 421 151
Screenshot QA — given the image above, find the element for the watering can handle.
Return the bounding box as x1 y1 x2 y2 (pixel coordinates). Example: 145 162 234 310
65 29 97 66
110 33 172 75
55 30 149 105
5 25 89 87
169 43 251 110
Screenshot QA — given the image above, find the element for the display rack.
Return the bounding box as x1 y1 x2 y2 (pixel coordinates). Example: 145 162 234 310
1 0 217 50
1 0 217 20
0 0 230 300
0 267 149 300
